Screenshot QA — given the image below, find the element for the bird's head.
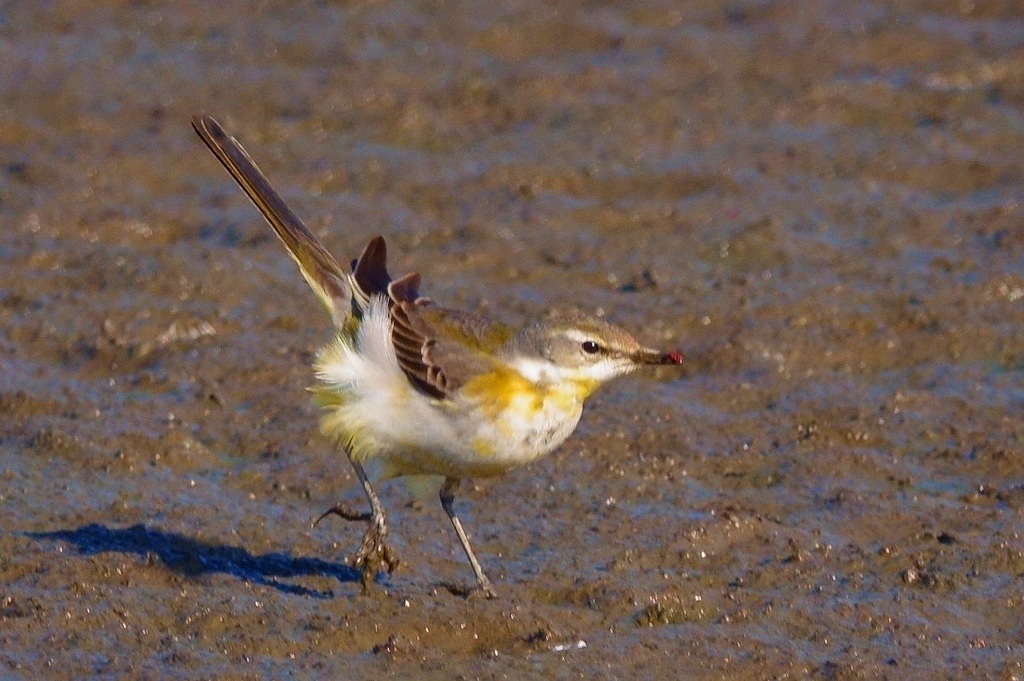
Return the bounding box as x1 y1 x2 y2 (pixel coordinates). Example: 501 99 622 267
506 310 682 390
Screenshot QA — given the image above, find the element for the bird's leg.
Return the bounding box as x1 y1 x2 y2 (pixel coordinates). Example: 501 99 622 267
440 477 496 599
314 448 399 590
348 455 400 587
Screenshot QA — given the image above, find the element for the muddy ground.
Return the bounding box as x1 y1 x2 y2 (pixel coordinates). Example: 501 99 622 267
1 1 1022 678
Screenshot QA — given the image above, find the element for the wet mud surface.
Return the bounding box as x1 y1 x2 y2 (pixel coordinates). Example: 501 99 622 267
1 1 1023 678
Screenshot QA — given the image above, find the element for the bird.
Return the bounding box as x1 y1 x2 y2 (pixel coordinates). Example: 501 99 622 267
191 114 683 598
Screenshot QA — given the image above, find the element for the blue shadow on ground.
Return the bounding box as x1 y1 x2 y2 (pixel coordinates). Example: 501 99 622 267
28 523 359 598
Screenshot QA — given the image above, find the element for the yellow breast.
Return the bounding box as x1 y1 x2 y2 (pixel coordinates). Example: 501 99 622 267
456 366 596 468
460 366 597 419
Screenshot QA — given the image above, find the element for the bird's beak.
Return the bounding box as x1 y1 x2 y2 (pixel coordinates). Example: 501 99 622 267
631 347 684 366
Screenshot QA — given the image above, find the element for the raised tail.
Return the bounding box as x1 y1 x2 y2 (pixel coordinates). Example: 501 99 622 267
191 114 353 328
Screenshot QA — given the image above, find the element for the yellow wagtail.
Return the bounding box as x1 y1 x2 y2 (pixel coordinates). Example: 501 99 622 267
192 114 683 597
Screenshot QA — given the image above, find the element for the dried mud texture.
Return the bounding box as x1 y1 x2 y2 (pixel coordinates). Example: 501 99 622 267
1 1 1022 679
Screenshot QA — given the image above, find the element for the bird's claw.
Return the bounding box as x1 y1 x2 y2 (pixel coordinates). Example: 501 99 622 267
313 502 400 588
472 579 497 600
353 513 400 589
312 502 371 527
442 577 497 600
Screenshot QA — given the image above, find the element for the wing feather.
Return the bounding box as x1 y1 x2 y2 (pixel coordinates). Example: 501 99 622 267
389 300 510 400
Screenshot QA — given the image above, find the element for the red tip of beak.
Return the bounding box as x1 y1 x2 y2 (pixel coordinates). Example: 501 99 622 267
667 350 683 364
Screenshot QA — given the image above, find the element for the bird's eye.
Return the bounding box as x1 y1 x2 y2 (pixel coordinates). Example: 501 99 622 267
581 340 600 354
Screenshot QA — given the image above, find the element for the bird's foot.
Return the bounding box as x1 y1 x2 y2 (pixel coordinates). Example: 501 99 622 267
312 502 370 526
442 576 497 600
352 512 400 589
471 577 497 600
313 502 399 589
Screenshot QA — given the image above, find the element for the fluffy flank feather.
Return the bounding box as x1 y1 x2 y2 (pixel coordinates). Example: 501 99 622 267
314 295 459 472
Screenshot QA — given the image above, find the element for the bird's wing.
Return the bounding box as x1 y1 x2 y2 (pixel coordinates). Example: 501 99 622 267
342 244 514 399
390 296 513 400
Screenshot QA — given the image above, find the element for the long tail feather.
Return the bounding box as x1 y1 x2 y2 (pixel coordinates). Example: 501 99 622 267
192 114 352 328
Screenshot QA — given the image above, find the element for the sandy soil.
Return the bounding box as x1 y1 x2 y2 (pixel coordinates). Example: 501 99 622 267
1 1 1022 678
